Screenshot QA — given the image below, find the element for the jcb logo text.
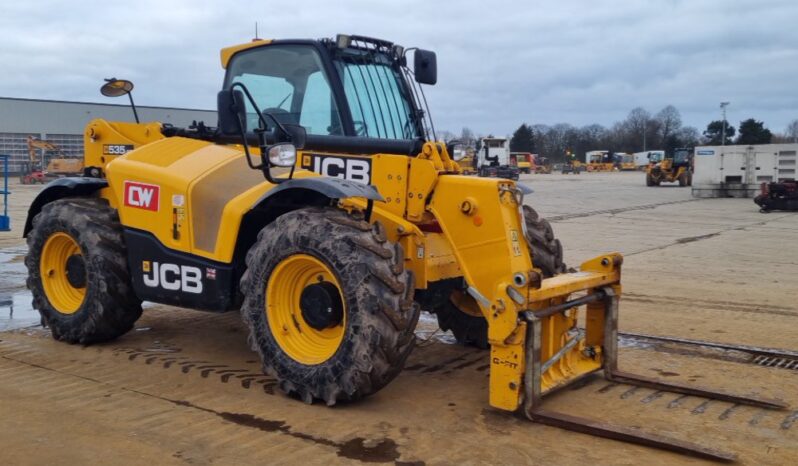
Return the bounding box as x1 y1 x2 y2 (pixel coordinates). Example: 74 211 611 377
304 155 372 184
142 261 203 294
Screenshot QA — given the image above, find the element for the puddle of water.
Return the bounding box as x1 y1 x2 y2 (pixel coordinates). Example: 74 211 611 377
0 291 40 331
0 247 27 262
0 246 38 331
0 247 28 294
415 311 457 345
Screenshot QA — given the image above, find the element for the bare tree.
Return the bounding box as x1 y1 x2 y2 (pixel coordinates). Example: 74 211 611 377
656 105 682 151
459 127 476 147
509 105 705 161
786 119 798 143
437 130 456 142
545 124 576 162
675 126 700 148
624 107 652 152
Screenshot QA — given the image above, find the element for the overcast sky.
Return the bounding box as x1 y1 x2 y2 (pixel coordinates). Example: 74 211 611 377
2 0 796 136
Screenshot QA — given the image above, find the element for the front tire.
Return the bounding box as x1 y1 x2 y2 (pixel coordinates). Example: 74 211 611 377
432 205 566 348
25 198 142 344
240 207 419 405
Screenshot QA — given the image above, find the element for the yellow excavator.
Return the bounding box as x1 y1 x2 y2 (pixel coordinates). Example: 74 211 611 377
24 35 784 461
21 136 84 184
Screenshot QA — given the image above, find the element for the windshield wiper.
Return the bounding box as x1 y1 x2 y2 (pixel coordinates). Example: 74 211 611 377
276 92 292 109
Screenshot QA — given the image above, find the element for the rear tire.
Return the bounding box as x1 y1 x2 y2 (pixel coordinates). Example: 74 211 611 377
240 207 419 405
432 205 566 349
25 198 142 344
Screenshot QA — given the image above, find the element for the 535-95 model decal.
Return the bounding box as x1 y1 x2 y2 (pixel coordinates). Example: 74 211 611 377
103 144 135 155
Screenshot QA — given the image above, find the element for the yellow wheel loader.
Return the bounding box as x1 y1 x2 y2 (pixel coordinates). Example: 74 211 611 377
646 148 693 186
24 35 785 461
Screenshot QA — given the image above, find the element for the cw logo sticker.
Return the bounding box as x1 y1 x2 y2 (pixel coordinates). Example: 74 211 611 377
124 181 160 212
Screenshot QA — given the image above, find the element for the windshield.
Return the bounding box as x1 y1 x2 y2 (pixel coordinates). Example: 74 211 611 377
334 49 419 139
649 152 663 162
226 45 344 136
674 150 690 163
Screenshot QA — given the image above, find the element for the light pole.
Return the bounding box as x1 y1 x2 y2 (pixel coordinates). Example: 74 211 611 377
720 102 730 145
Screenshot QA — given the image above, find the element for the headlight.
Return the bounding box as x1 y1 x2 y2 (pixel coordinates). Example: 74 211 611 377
268 143 296 167
336 34 351 49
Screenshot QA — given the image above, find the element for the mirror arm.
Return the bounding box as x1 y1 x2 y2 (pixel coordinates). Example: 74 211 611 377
230 82 271 130
228 82 293 184
234 109 260 171
229 83 264 171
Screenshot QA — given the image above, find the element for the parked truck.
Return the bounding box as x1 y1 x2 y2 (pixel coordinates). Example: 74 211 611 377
477 137 519 179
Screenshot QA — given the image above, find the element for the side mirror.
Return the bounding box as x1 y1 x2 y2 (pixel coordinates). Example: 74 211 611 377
217 90 246 135
281 124 307 150
414 49 437 85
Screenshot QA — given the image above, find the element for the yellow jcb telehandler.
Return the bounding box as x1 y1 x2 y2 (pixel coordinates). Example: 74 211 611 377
646 148 693 186
24 35 784 461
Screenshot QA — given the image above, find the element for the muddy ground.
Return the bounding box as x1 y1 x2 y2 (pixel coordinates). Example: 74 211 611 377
1 172 796 465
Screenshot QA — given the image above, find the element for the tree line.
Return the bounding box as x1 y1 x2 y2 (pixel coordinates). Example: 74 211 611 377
441 107 798 163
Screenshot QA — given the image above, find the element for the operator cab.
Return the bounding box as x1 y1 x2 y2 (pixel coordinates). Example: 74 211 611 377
672 148 692 167
216 35 439 183
221 36 436 142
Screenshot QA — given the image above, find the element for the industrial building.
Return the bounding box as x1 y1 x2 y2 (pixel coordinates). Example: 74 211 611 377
0 97 216 174
692 143 798 198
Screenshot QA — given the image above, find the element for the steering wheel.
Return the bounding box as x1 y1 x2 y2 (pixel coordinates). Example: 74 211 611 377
262 107 296 126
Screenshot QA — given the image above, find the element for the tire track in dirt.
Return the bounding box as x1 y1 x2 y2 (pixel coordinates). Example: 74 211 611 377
623 292 798 318
546 199 702 222
116 347 281 393
0 337 423 465
625 213 794 257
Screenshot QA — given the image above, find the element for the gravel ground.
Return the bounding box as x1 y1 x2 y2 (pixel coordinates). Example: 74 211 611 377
1 171 796 465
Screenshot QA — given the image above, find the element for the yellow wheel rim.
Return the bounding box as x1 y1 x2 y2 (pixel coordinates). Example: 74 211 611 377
266 254 346 365
40 232 86 314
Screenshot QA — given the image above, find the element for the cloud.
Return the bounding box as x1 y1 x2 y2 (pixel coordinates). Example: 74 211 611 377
1 0 796 136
